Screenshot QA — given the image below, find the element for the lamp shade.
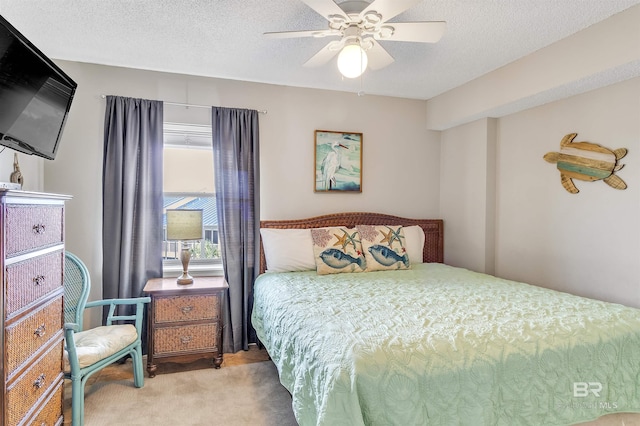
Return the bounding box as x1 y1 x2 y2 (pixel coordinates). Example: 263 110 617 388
337 44 368 79
166 209 203 241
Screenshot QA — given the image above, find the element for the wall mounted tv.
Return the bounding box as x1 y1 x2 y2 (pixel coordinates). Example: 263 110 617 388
0 14 77 160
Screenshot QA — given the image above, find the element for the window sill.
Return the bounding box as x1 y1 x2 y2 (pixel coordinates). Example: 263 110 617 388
163 263 224 278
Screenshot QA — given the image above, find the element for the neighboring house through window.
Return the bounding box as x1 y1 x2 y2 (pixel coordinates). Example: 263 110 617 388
163 121 220 273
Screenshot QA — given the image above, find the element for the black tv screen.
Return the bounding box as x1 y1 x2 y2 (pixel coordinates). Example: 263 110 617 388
0 14 77 160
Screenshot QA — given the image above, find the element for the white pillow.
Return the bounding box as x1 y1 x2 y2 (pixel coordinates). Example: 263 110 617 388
403 225 425 264
260 228 316 273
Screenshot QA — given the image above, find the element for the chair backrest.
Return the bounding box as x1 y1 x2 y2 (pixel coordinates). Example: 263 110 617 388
64 252 91 330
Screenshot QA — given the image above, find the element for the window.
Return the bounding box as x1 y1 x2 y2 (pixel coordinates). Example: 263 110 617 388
163 122 220 272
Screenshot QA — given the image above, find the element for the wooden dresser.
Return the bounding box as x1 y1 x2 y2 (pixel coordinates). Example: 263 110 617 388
1 190 70 426
143 276 227 377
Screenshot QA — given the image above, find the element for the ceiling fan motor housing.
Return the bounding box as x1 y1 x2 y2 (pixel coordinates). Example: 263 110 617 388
329 2 391 50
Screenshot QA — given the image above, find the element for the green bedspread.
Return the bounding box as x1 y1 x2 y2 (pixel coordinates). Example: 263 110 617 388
251 263 640 425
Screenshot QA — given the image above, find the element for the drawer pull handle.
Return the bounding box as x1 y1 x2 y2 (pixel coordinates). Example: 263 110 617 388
34 324 46 337
181 306 193 314
180 336 193 344
32 224 46 234
33 373 46 389
33 275 46 286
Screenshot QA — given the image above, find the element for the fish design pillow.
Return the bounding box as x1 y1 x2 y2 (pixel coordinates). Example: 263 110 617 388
311 227 366 275
357 225 410 272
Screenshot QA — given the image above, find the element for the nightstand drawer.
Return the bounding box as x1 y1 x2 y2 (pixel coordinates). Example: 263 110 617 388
154 294 219 323
5 296 63 379
5 205 64 257
6 340 63 426
5 250 64 318
153 323 218 355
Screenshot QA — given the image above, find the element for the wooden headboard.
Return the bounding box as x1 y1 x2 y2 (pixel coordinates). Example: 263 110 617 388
259 212 443 274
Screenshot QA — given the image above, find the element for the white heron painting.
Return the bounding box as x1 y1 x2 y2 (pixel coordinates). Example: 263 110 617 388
314 130 362 192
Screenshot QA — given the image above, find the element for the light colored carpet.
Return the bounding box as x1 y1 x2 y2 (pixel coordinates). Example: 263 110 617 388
81 361 297 426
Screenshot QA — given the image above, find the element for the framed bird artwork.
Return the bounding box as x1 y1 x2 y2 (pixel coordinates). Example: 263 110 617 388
314 130 362 192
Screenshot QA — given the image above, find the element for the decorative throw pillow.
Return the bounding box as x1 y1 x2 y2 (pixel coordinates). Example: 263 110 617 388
311 227 366 275
357 225 410 271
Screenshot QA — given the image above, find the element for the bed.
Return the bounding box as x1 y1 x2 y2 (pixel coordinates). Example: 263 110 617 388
251 212 640 426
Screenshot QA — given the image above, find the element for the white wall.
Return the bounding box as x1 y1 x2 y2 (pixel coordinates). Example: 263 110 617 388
441 77 640 307
0 149 43 191
440 118 496 274
496 77 640 306
39 61 439 326
261 91 441 219
434 5 640 308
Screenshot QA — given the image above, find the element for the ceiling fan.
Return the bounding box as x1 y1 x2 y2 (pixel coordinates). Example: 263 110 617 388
264 0 446 78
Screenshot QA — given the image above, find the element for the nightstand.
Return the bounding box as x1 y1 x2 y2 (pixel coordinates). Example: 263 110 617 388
143 276 228 377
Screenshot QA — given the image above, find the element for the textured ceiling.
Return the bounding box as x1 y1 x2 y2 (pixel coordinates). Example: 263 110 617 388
0 0 639 100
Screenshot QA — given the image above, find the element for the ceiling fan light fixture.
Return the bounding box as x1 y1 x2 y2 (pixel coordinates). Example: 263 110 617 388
337 44 368 78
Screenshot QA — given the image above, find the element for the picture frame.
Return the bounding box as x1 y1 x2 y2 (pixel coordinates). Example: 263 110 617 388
314 130 362 192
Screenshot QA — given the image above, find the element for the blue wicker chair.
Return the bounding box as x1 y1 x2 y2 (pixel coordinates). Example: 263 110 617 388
63 252 150 426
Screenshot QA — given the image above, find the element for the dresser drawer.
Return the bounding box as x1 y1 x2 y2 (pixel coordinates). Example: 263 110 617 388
153 323 218 355
5 296 63 379
27 379 64 426
6 340 63 426
5 205 64 257
154 294 219 323
5 250 64 318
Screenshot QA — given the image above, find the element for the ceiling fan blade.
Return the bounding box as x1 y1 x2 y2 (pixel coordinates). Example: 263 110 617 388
264 29 340 39
360 0 423 22
366 40 394 70
382 21 446 43
303 41 342 67
300 0 348 21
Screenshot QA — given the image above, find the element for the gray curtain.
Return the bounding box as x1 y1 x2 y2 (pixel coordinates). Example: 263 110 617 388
211 107 260 353
102 96 164 304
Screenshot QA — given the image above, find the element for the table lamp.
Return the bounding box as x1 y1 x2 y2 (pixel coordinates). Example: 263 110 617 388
166 209 203 285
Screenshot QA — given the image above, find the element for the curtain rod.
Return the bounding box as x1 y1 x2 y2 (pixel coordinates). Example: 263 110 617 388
100 95 267 114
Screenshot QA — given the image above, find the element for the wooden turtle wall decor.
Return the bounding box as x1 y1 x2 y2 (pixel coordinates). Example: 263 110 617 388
543 133 627 194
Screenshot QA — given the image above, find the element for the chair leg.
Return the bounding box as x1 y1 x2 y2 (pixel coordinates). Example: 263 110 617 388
131 343 145 388
71 375 85 426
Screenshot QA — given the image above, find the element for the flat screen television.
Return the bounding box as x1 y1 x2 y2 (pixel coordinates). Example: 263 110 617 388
0 14 77 160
